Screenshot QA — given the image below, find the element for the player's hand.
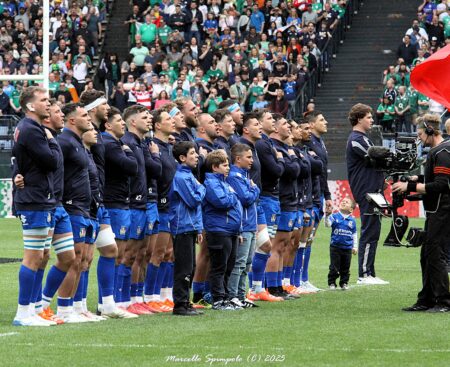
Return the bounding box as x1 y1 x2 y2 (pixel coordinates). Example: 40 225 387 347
197 233 203 244
44 128 53 140
275 150 283 159
239 235 243 244
409 175 419 182
308 150 317 157
325 199 333 213
392 181 407 193
149 141 159 154
122 144 131 151
199 146 208 158
352 248 358 255
14 174 24 189
287 148 295 156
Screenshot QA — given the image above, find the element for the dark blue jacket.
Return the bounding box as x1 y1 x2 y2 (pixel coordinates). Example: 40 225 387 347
143 138 162 204
86 149 101 219
58 128 91 217
102 132 138 209
214 136 232 161
293 145 311 211
12 117 61 211
239 137 261 190
307 133 331 200
49 128 64 206
196 137 216 183
122 131 148 210
346 131 384 203
154 137 178 213
298 143 323 209
229 133 241 147
169 165 206 235
272 138 300 211
180 127 197 143
255 134 285 197
227 165 260 232
203 172 242 235
90 126 105 203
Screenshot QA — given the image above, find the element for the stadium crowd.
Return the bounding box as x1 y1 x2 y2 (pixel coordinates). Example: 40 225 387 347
0 0 105 116
98 0 350 117
377 0 450 134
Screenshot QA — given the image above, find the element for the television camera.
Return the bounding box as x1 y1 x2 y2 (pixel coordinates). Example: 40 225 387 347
365 135 425 248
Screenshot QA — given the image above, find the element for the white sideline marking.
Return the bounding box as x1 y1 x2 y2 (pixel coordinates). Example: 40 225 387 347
0 332 19 338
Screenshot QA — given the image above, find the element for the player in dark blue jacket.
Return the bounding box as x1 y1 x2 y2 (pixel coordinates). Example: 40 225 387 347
81 90 131 319
213 109 234 160
101 107 138 311
12 86 63 326
266 115 300 299
118 105 155 315
226 143 260 307
169 141 206 315
176 97 199 143
57 103 96 322
218 100 244 146
145 109 178 312
203 150 243 310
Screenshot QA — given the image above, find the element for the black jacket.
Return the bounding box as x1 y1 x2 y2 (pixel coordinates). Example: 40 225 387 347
12 118 61 211
154 137 178 213
143 138 162 204
103 132 138 209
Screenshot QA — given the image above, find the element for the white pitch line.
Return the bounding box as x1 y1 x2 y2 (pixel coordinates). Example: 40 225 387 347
0 332 19 338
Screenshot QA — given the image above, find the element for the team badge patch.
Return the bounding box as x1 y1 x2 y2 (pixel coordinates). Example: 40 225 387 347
120 226 126 235
79 228 86 238
349 221 353 229
137 226 142 235
271 214 277 223
288 219 294 228
148 222 154 230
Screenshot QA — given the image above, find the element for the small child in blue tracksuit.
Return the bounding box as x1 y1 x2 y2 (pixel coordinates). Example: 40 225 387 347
203 150 243 310
324 197 358 290
169 141 206 316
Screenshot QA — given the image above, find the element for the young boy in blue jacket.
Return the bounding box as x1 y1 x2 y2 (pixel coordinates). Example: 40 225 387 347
226 144 260 308
169 141 206 316
203 150 243 310
324 197 358 290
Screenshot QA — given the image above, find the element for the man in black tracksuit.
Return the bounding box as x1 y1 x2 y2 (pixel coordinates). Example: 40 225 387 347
393 114 450 312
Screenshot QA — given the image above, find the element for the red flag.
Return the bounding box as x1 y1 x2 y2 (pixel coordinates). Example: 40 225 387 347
410 44 450 110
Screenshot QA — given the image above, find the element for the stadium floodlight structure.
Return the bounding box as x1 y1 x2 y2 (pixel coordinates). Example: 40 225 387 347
0 0 49 90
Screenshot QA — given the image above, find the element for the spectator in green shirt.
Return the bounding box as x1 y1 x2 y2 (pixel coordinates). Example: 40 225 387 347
408 85 419 127
204 88 223 114
139 14 157 46
394 86 411 132
377 97 396 133
157 18 171 45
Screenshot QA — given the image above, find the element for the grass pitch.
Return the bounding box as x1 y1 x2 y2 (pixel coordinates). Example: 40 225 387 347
0 217 449 367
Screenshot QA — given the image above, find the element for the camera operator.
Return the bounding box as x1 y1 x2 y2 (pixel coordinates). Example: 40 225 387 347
393 114 450 313
346 103 389 285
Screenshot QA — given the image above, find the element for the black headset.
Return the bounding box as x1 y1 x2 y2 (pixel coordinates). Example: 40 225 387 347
423 120 435 136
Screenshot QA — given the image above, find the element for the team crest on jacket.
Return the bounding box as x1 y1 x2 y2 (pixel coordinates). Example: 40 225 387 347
137 226 142 235
271 214 277 223
148 222 154 230
120 226 126 235
288 219 294 228
348 221 353 229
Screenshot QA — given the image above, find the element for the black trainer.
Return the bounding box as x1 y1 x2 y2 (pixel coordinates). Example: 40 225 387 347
401 304 430 312
173 303 200 316
426 305 450 313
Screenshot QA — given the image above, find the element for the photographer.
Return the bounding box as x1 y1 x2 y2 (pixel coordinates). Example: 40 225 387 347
346 103 388 285
393 114 450 313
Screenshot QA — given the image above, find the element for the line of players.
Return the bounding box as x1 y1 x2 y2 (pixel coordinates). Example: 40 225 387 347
11 85 332 325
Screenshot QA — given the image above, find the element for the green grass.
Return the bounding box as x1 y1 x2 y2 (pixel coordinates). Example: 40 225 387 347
0 217 448 367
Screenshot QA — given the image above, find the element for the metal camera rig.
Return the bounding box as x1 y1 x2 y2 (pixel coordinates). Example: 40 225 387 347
365 135 424 247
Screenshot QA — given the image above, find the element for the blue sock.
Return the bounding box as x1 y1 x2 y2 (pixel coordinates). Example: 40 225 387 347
130 283 139 298
137 282 144 298
154 262 168 297
283 266 293 285
98 256 115 300
252 253 269 283
121 266 132 304
74 272 85 302
31 268 44 303
192 281 205 295
43 266 66 303
277 271 283 287
168 262 174 288
294 248 304 287
18 265 36 306
82 270 89 300
248 271 253 289
144 263 159 297
162 262 173 288
57 296 71 308
301 246 312 282
203 281 210 294
265 272 278 288
115 264 127 303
